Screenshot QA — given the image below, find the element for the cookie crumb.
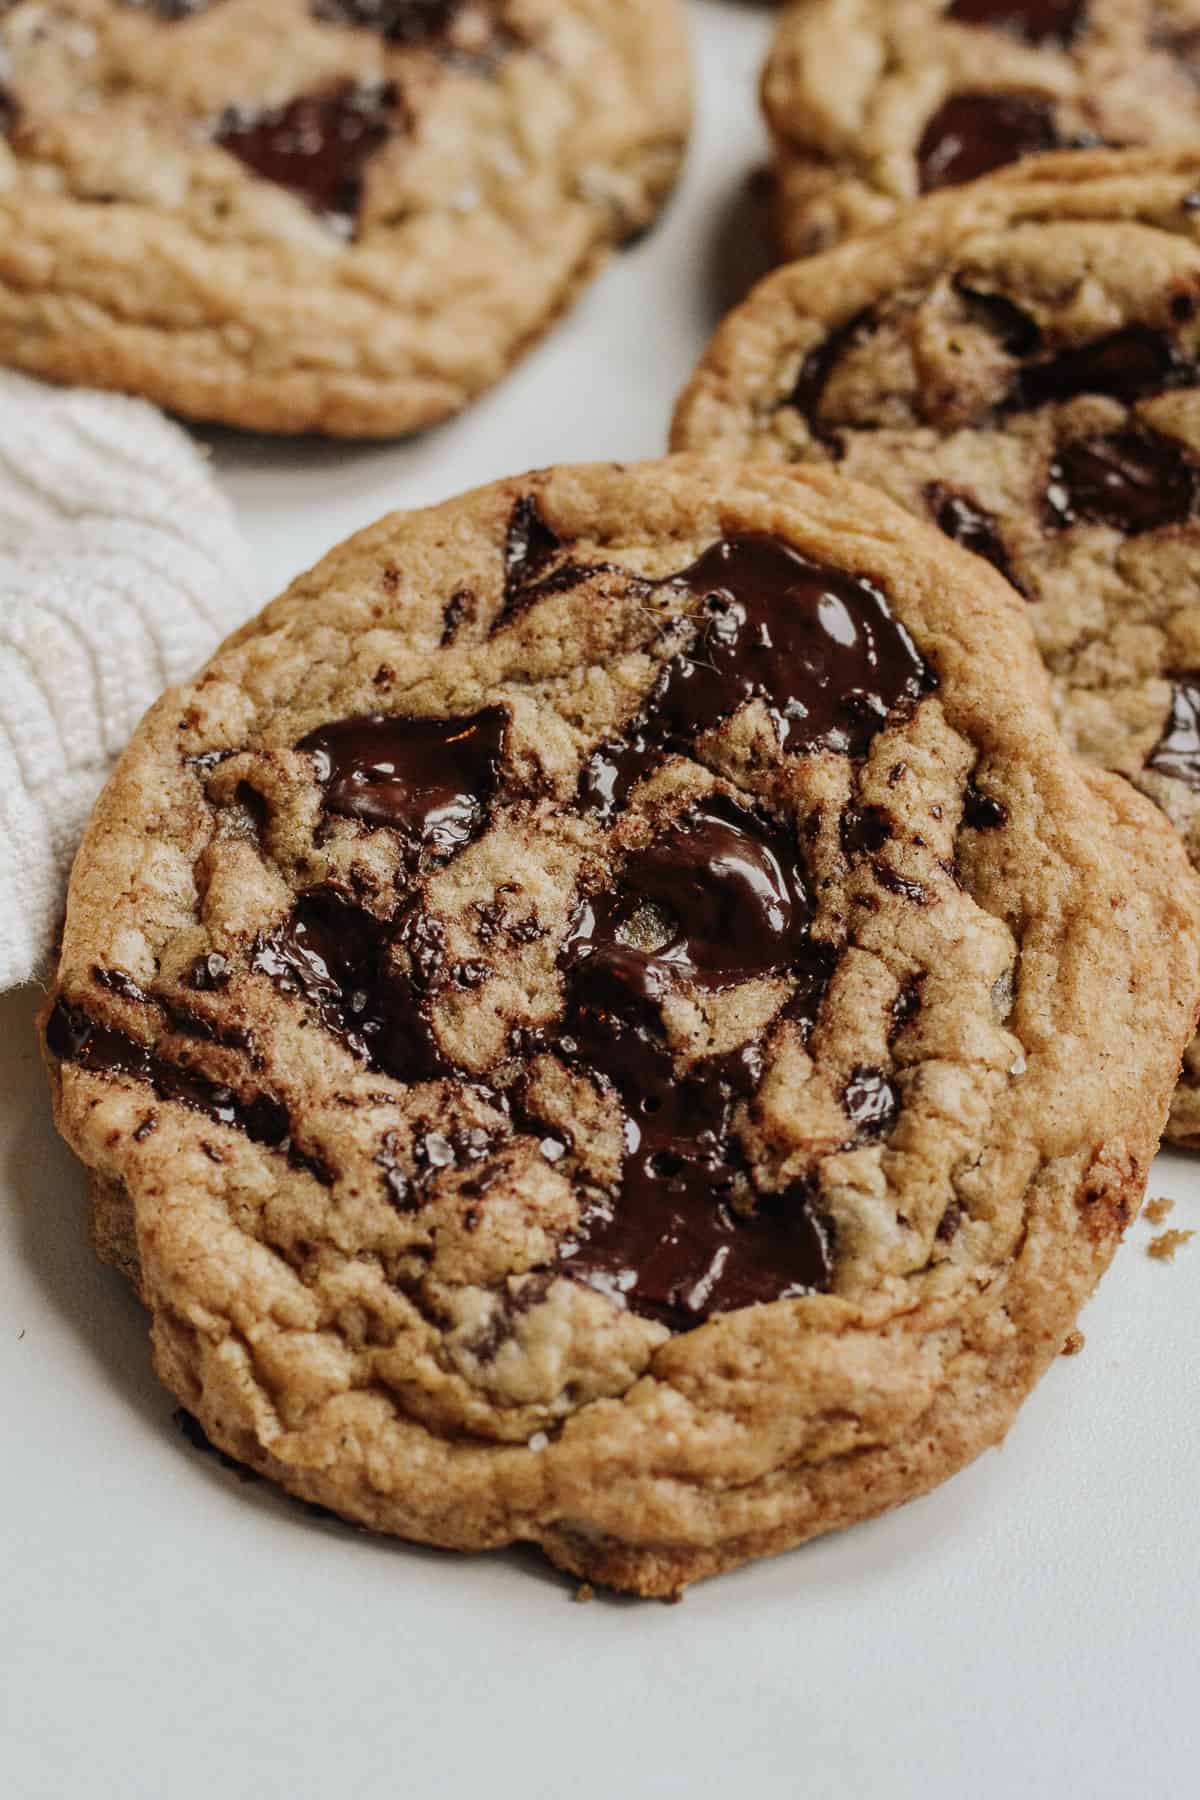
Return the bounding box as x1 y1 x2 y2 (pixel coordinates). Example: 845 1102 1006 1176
573 1582 595 1604
1061 1329 1085 1357
1143 1196 1174 1225
1148 1228 1194 1262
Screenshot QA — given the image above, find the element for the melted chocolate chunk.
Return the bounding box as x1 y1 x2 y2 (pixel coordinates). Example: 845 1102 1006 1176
1009 325 1198 412
1043 431 1197 533
782 941 840 1042
46 998 289 1146
945 0 1084 47
936 1201 964 1242
962 777 1008 830
313 0 514 61
789 306 877 441
577 729 662 821
560 1045 832 1329
504 495 561 598
93 965 150 1005
186 748 235 776
557 1016 832 1326
253 892 386 1062
253 890 448 1082
925 483 1024 591
566 794 814 994
658 535 933 757
576 536 933 822
917 91 1062 193
124 0 214 18
558 795 835 1327
841 1065 898 1141
313 0 464 40
214 83 397 229
841 804 893 857
1147 677 1200 787
375 1130 416 1209
0 88 15 140
954 280 1044 356
186 952 230 992
876 866 929 904
889 974 924 1040
300 707 506 857
488 496 584 633
440 587 475 645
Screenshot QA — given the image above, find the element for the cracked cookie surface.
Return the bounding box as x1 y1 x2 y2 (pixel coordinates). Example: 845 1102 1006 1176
0 0 689 434
764 0 1200 255
674 148 1200 1145
42 457 1200 1595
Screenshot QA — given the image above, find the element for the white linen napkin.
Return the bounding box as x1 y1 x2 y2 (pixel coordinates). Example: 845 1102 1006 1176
0 373 251 990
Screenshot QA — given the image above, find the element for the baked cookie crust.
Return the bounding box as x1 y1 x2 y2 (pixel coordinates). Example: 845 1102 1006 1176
43 457 1200 1594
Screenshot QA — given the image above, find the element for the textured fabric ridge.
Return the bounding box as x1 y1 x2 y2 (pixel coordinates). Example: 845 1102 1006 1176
0 372 250 988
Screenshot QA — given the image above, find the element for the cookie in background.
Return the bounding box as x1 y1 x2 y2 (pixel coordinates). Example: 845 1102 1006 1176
0 0 690 435
764 0 1200 256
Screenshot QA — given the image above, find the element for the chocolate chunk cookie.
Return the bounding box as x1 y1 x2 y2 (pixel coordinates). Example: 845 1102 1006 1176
764 0 1200 256
0 0 688 434
42 458 1200 1595
674 147 1200 1144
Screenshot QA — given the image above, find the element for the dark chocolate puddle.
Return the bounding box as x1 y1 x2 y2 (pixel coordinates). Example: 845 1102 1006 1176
578 533 934 819
299 708 507 858
557 795 837 1328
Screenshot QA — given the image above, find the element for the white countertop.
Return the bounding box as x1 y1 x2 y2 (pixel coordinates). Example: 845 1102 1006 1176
3 5 1198 1795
